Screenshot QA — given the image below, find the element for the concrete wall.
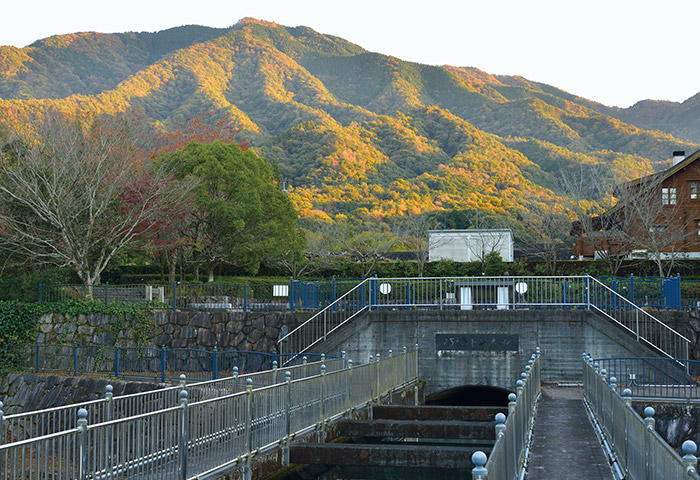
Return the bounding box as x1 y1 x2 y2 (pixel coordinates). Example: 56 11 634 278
319 309 661 396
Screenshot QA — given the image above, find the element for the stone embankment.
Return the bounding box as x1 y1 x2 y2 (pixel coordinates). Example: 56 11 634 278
35 310 308 353
0 372 162 416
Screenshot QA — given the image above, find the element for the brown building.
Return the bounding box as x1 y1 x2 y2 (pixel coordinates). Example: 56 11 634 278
573 149 700 260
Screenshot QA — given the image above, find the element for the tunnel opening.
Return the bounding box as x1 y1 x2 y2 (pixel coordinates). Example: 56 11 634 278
425 385 511 406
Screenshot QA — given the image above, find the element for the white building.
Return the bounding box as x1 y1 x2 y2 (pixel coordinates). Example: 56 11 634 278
428 229 514 263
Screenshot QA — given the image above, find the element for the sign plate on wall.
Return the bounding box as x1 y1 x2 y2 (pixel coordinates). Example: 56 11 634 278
436 333 519 351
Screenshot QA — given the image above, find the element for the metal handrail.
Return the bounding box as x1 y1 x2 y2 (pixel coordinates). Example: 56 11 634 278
470 349 542 480
587 276 691 360
0 348 418 480
582 354 700 480
278 278 371 356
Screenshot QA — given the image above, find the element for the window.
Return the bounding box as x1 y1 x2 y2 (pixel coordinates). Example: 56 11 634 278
691 182 698 200
662 187 677 205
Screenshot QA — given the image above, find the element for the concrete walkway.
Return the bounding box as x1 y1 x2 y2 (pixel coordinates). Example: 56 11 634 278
526 386 614 480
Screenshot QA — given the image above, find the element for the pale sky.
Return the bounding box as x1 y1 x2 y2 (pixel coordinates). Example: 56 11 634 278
1 0 698 108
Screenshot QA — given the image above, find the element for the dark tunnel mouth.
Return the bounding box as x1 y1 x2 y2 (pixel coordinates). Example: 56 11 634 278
425 385 512 406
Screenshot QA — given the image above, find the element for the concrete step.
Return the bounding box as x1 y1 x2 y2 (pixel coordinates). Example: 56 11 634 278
372 405 506 421
290 443 492 468
337 419 495 440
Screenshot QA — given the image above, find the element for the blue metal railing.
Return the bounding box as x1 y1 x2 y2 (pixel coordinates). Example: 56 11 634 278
592 357 700 399
40 275 700 311
2 342 339 381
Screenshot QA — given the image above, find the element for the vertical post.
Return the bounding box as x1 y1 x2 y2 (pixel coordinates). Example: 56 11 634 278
414 343 419 406
508 393 517 415
331 276 337 312
73 344 78 375
375 354 380 405
77 408 88 480
35 342 40 373
233 366 239 392
212 346 218 380
347 359 353 410
303 356 308 378
244 378 253 480
289 276 295 312
284 371 292 466
320 364 327 441
368 354 375 416
645 406 655 479
406 278 412 309
586 274 591 310
683 440 698 478
439 278 443 310
179 389 188 480
243 281 248 312
114 344 120 378
471 451 488 479
161 345 166 383
677 273 682 311
272 361 278 384
629 274 635 304
172 283 177 312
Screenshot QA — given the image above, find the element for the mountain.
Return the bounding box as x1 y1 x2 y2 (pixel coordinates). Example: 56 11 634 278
0 18 697 224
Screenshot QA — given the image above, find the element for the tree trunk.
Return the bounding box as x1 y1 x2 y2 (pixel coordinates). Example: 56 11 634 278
208 263 215 283
168 252 177 284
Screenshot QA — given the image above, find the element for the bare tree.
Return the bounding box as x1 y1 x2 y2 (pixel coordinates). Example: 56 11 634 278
520 202 571 275
562 164 633 275
391 213 442 277
615 180 695 276
332 220 396 278
0 112 190 289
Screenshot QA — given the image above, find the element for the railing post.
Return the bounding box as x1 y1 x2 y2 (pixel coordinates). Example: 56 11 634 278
368 354 375 415
114 344 119 378
683 440 698 479
179 389 188 480
403 346 407 387
471 451 488 479
414 343 419 406
244 378 253 480
272 360 278 384
244 281 248 312
645 406 655 479
375 353 381 404
508 393 517 415
172 282 177 312
439 278 443 310
212 346 218 380
644 406 655 430
73 344 78 375
284 371 292 466
77 408 88 480
161 345 166 383
289 276 295 312
347 359 353 411
321 363 327 441
331 276 337 312
233 366 239 392
630 274 635 304
303 356 308 378
341 350 346 369
495 412 506 438
586 274 591 310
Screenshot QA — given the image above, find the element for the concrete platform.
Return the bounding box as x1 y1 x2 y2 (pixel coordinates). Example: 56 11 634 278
338 418 494 440
290 443 491 469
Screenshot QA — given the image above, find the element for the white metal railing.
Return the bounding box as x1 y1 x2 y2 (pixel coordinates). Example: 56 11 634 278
280 275 690 364
587 276 691 360
0 356 343 445
0 348 417 480
279 278 371 356
583 354 700 480
470 349 542 479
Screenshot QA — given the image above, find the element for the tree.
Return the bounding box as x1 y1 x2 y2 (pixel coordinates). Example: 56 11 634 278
331 218 396 278
0 112 188 288
391 213 442 277
161 142 304 282
520 202 571 275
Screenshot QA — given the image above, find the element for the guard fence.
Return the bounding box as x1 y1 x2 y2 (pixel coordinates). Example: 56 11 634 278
279 276 691 362
593 357 700 400
469 348 542 480
40 275 700 311
1 355 345 446
2 343 338 382
0 347 418 480
583 354 700 480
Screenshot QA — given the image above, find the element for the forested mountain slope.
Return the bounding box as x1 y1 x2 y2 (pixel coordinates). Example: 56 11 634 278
0 18 697 223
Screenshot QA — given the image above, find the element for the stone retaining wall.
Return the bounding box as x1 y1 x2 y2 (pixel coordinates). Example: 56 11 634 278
35 310 309 353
